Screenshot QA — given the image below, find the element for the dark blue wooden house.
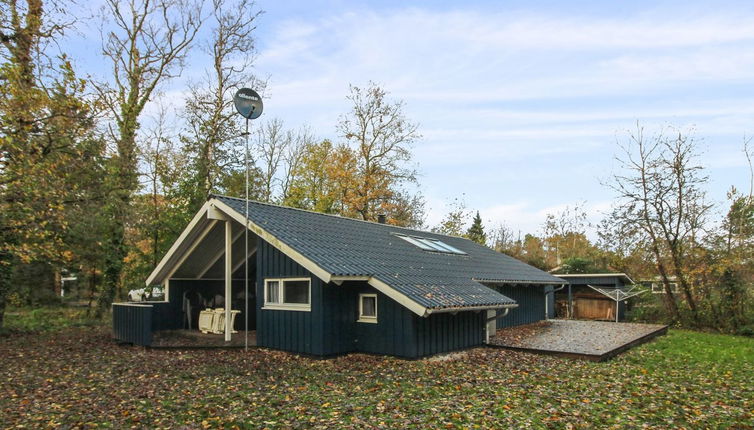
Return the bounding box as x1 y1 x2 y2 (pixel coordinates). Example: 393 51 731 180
113 195 565 358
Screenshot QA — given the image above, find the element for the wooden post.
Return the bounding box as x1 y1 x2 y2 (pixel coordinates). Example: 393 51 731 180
225 220 232 342
615 298 619 323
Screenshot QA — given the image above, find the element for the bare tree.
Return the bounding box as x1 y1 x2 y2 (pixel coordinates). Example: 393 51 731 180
743 136 754 200
432 196 469 236
609 123 711 323
252 120 318 203
337 82 421 221
254 118 290 202
490 222 519 255
180 0 262 211
0 0 75 85
141 105 181 268
96 0 202 312
542 202 589 266
727 137 754 251
280 126 314 202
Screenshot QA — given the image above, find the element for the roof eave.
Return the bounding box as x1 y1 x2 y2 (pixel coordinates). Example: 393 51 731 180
554 273 635 285
473 278 567 285
426 303 519 315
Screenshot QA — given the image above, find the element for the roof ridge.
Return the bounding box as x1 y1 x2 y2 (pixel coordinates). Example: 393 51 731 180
210 193 471 240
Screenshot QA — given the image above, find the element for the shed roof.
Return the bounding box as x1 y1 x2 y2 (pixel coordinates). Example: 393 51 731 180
555 273 635 286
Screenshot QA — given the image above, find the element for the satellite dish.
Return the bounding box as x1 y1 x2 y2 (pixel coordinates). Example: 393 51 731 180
233 88 263 119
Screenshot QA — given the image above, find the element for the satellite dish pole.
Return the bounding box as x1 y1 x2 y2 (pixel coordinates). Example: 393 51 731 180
233 88 263 351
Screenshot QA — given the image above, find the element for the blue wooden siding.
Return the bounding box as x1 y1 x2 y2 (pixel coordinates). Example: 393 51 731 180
256 240 324 355
494 285 547 328
346 284 418 357
253 240 489 358
320 281 355 355
320 282 485 358
112 303 153 346
116 239 498 357
414 311 485 357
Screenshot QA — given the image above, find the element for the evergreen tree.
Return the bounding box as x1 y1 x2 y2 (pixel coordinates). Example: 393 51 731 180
466 211 487 246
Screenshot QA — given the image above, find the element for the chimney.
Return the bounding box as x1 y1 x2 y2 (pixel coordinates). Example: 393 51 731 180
377 214 387 224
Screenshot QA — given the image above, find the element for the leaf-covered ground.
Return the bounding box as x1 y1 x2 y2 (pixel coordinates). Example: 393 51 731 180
1 326 752 429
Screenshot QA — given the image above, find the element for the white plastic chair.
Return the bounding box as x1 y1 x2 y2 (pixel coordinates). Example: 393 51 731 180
216 310 241 334
198 309 215 334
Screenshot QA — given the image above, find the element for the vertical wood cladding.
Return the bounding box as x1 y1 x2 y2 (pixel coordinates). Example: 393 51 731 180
253 239 507 358
112 304 153 346
494 285 547 328
256 240 323 355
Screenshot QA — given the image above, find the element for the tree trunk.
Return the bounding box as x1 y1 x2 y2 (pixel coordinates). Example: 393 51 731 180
87 268 97 310
97 228 125 317
668 251 699 323
658 272 680 320
0 294 5 332
650 243 680 321
53 268 62 297
96 115 139 317
0 250 12 331
96 189 128 317
152 172 160 269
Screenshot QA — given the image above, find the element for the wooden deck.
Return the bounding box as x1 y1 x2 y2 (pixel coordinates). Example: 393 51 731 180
151 330 257 349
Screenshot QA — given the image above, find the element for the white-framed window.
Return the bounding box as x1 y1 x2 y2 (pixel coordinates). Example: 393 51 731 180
263 278 311 311
650 282 679 294
358 293 378 323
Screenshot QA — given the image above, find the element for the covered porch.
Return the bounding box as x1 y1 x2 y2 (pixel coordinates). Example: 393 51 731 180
113 201 258 347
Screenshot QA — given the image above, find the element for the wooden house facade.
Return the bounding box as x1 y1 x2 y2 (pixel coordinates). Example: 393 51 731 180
113 196 565 358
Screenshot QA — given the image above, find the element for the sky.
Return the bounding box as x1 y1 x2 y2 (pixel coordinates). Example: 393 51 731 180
71 0 754 236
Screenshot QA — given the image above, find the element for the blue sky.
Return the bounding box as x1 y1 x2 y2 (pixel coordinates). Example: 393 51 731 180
72 0 754 235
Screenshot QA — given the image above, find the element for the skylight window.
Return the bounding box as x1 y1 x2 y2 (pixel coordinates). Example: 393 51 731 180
425 239 466 254
396 234 467 255
399 235 435 250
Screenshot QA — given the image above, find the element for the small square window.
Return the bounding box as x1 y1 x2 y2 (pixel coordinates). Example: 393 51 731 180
358 294 377 323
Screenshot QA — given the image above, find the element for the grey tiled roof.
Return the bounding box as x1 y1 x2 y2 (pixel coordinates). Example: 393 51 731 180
216 195 565 310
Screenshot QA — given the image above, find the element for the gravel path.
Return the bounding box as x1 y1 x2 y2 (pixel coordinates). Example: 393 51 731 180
490 319 667 356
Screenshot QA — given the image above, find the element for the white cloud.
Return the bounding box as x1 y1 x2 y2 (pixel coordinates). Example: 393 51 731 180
252 5 754 234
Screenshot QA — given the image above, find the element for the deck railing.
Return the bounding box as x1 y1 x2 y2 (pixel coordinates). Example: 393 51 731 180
112 303 153 346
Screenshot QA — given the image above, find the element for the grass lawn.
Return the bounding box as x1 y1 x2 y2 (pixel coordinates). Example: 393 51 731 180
0 312 752 428
2 307 98 334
